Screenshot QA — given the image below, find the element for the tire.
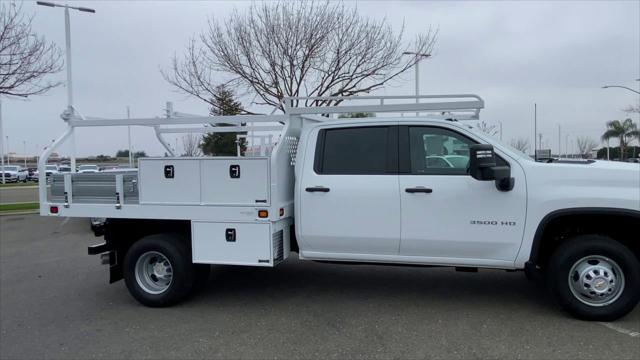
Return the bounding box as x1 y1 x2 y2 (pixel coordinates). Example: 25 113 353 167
547 235 640 321
123 233 196 307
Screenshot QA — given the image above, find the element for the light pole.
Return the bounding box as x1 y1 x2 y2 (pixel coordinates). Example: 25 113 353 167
0 98 4 184
23 140 26 168
6 135 9 165
127 106 133 168
37 1 95 173
498 121 503 141
557 124 561 158
402 51 431 116
601 85 640 95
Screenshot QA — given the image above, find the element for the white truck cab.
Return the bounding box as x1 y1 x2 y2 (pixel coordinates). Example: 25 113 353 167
38 95 640 320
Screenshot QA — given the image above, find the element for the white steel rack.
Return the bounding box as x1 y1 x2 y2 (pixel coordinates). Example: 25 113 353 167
38 94 484 218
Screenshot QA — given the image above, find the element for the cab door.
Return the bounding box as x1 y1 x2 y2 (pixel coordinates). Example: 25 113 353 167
297 124 400 257
398 125 527 265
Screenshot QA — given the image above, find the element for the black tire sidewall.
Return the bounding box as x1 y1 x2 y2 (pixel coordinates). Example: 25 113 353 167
123 233 195 307
547 235 640 321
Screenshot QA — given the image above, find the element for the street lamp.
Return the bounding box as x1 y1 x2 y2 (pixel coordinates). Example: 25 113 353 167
37 1 95 173
601 85 640 95
0 100 3 184
402 51 431 116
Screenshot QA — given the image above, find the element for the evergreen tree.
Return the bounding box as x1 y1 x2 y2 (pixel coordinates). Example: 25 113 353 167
200 85 247 156
338 112 375 118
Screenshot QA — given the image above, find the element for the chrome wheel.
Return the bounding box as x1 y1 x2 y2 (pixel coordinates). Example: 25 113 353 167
568 255 625 307
135 251 173 294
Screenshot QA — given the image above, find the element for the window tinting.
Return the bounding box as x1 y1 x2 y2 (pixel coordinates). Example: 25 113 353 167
318 127 389 174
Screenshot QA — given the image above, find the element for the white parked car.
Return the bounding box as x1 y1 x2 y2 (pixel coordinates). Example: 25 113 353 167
78 164 100 173
1 166 28 183
58 165 72 173
45 164 59 176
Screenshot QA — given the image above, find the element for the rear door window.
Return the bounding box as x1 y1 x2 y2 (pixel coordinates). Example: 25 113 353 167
314 126 397 175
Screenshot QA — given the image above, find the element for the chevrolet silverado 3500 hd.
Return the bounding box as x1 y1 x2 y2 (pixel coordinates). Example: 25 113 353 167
39 95 640 321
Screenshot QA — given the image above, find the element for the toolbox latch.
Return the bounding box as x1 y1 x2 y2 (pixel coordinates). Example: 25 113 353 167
229 165 240 178
225 228 236 242
164 165 175 179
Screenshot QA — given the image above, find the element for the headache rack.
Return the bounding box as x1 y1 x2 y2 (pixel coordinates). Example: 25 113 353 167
39 94 484 218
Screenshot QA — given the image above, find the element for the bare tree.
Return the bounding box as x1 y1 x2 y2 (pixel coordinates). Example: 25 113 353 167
476 121 499 137
182 133 202 157
509 138 530 154
576 136 598 158
163 1 437 113
623 99 639 115
0 2 63 97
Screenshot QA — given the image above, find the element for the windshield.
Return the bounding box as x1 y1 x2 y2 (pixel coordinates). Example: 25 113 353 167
1 166 18 171
79 165 98 170
46 165 57 170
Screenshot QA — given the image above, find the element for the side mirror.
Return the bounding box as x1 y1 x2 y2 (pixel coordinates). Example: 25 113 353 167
469 144 515 192
469 144 496 181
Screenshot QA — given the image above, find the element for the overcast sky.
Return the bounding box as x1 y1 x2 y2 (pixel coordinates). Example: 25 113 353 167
2 0 639 157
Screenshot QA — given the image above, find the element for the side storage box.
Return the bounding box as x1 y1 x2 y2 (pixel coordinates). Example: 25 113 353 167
200 158 270 206
138 157 270 206
139 158 201 205
192 221 273 266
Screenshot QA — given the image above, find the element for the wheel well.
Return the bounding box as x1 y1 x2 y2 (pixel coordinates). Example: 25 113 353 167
289 224 299 253
104 219 191 283
530 209 640 269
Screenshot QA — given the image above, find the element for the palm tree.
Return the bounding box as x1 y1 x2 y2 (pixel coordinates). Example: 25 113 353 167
601 118 638 160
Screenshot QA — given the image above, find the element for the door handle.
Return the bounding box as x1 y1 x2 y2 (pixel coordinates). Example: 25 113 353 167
405 187 433 194
305 186 330 193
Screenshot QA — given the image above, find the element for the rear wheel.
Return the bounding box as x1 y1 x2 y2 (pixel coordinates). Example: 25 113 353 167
123 233 196 307
547 235 640 321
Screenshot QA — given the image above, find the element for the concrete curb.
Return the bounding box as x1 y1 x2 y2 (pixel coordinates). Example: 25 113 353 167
0 185 41 190
0 210 39 216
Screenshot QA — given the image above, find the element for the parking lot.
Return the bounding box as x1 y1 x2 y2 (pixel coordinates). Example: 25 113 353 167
0 214 638 359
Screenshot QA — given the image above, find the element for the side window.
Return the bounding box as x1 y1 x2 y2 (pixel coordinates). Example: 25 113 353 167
408 126 473 175
314 126 396 175
406 126 508 175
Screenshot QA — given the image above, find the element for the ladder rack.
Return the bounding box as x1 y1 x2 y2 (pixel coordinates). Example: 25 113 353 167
282 94 484 120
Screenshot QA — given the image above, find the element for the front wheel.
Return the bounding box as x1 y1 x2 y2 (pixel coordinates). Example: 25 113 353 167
547 235 640 321
123 233 196 307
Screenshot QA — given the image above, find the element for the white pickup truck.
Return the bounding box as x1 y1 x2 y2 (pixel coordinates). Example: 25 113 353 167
39 95 640 321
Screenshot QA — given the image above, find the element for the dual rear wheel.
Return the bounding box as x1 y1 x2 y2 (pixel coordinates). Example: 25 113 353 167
123 233 209 307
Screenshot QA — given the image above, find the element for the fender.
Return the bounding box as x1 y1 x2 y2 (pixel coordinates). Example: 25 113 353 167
528 207 640 264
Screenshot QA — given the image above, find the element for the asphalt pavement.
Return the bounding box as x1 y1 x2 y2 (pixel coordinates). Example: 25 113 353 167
1 215 638 359
0 185 39 204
